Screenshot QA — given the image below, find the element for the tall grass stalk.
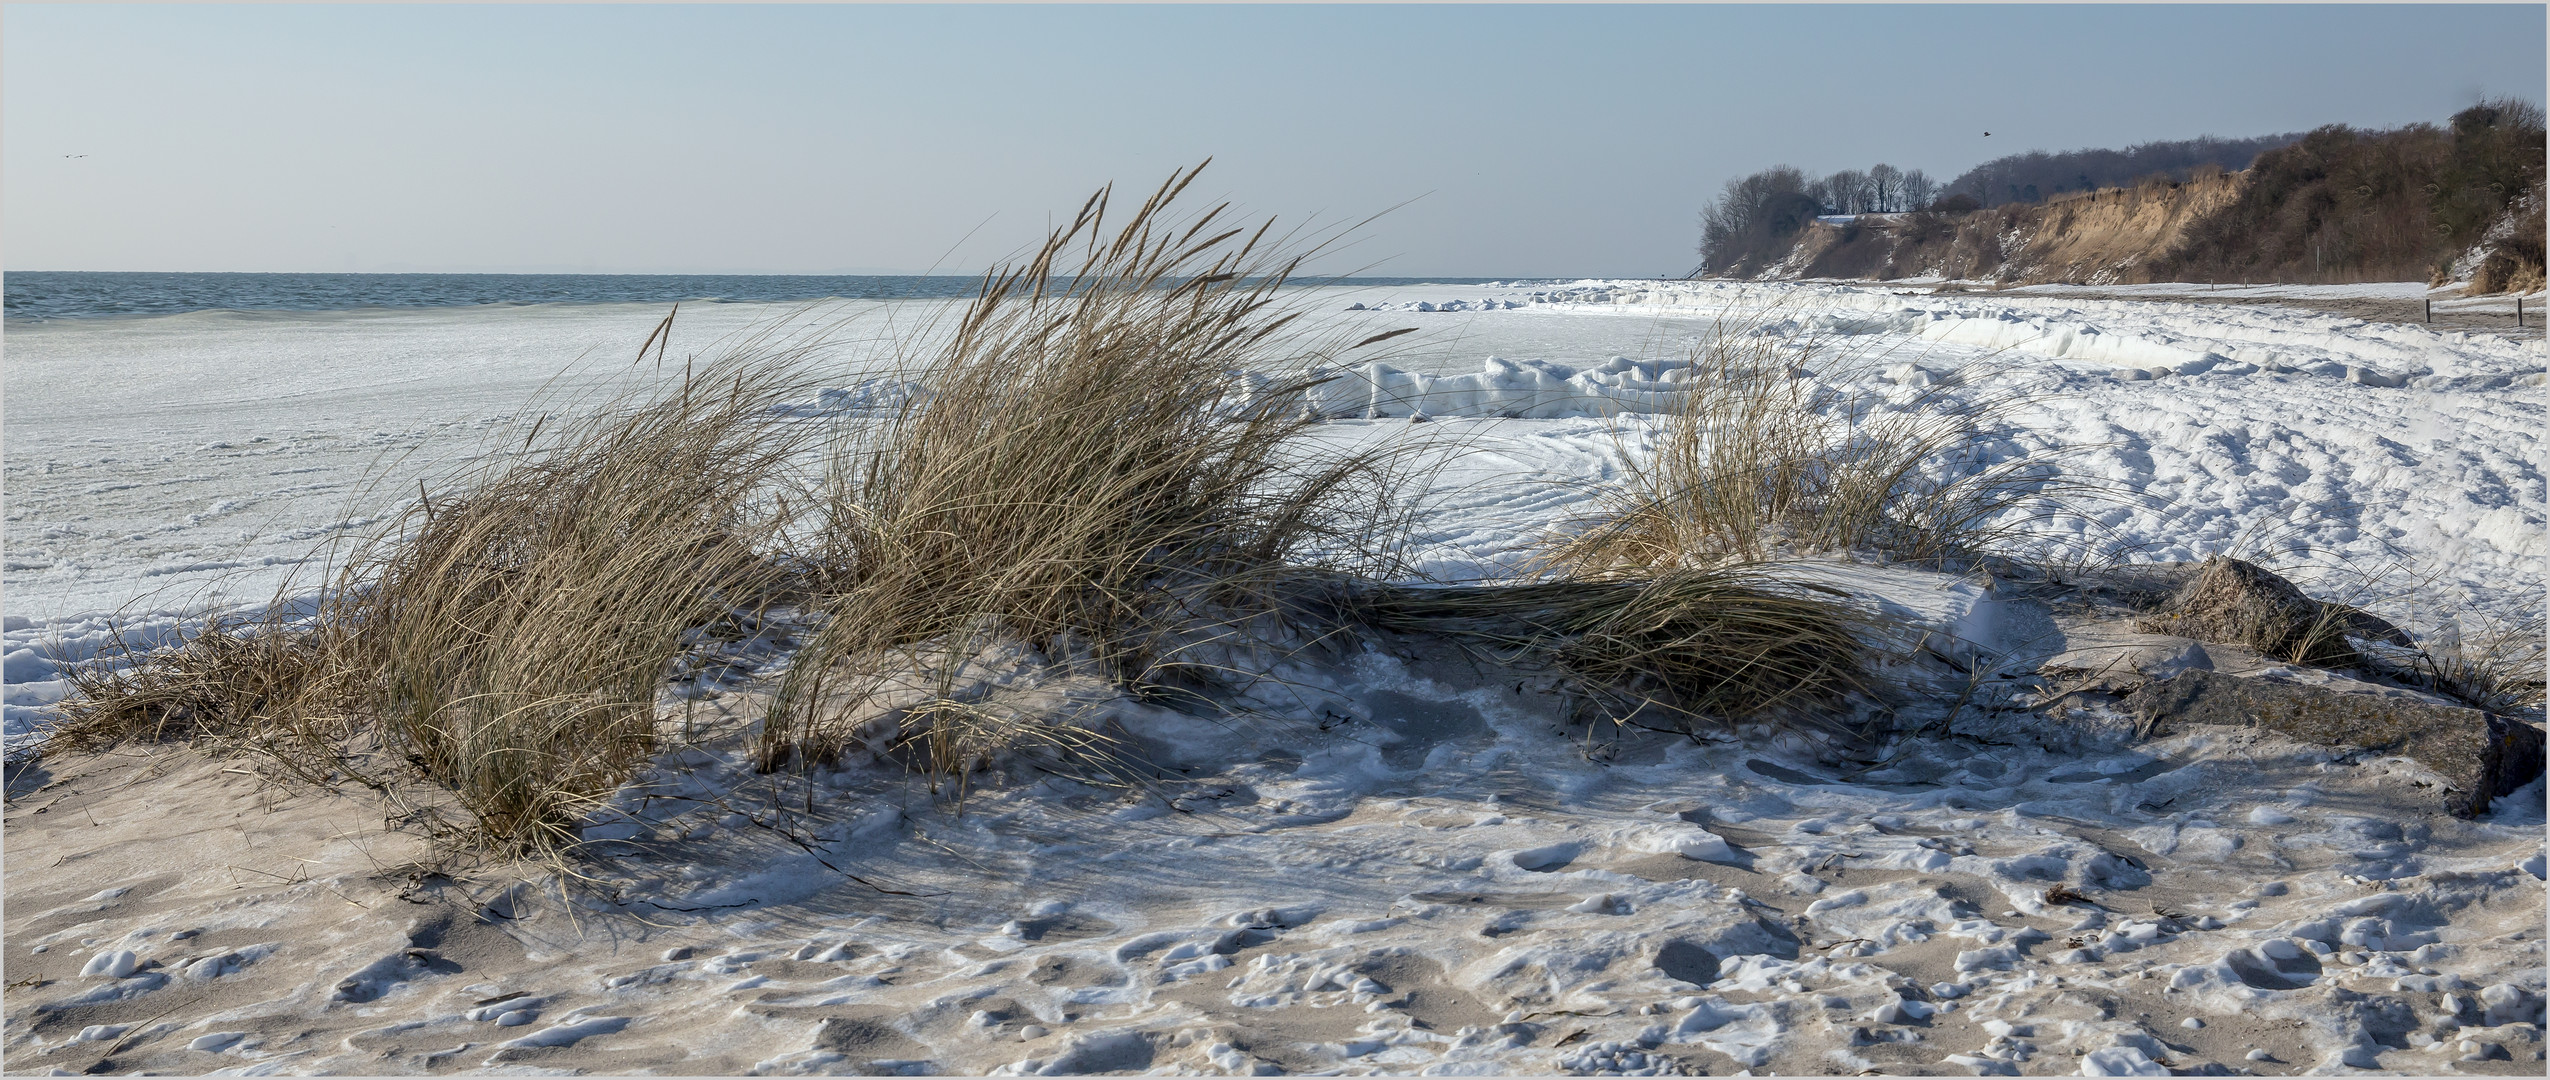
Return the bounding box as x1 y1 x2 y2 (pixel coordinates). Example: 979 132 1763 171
56 343 838 854
764 164 1424 776
54 615 354 771
341 355 832 850
1540 305 2100 574
2414 614 2547 714
1358 568 1871 735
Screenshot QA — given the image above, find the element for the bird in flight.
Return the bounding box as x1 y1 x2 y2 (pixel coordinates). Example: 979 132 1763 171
64 153 87 158
1982 132 1990 137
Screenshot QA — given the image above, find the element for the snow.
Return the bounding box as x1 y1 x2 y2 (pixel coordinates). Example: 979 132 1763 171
1312 282 2545 635
9 279 2544 749
2006 281 2448 301
3 280 2545 1074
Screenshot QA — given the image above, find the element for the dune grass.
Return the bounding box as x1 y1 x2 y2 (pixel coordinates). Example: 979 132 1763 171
37 266 2019 851
2267 553 2545 711
2415 615 2548 714
336 355 831 850
2270 584 2543 714
52 164 1435 844
54 616 351 762
1538 306 2099 576
50 166 1936 854
57 342 837 854
761 165 1427 778
1358 568 1871 736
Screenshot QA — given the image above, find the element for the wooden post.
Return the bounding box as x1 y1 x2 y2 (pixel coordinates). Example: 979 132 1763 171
2424 297 2431 323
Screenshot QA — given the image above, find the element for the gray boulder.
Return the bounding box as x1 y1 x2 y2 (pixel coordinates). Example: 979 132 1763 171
2132 557 2409 665
2124 668 2545 816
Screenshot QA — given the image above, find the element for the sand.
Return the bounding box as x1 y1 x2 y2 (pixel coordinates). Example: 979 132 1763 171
7 585 2544 1076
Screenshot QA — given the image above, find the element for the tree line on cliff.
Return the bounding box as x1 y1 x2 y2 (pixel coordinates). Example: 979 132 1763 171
1698 100 2545 290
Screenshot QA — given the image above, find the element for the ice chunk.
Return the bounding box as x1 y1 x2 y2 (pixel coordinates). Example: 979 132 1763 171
80 949 139 979
498 1015 629 1049
2080 1046 2170 1075
187 1032 247 1053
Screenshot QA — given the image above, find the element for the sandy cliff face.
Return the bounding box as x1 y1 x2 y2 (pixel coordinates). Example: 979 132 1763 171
2000 171 2247 284
1763 171 2248 286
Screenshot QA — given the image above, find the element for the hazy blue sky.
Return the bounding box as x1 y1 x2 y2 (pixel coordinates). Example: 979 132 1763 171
7 4 2542 277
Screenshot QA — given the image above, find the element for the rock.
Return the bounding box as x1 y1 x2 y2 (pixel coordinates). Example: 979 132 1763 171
2040 629 2213 691
2026 561 2203 615
2132 556 2408 664
2124 668 2546 816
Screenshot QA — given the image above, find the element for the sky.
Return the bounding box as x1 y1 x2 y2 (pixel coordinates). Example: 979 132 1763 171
5 4 2543 278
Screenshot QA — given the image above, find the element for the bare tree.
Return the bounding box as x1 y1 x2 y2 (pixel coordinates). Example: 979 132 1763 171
1900 169 1938 212
1868 164 1902 213
1820 169 1871 215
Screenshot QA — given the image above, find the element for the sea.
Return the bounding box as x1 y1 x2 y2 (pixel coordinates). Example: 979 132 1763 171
2 271 1524 322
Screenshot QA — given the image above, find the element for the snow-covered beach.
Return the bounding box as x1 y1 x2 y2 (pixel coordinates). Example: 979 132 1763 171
9 281 2543 626
5 280 2545 1075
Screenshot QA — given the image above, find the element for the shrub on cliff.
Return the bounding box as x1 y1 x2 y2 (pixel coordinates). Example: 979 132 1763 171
1699 167 1826 277
2154 100 2543 287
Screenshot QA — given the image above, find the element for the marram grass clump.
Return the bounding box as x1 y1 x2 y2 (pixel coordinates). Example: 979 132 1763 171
1540 305 2102 575
46 166 1922 854
55 344 837 855
1357 567 1872 736
338 356 831 850
54 616 352 769
761 164 1426 776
